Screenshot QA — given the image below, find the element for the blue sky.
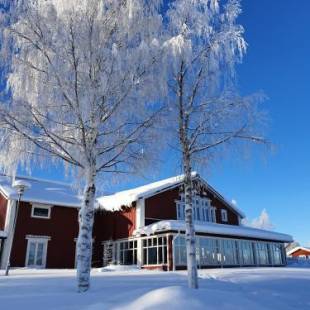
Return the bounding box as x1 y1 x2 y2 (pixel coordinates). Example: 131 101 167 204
21 0 310 245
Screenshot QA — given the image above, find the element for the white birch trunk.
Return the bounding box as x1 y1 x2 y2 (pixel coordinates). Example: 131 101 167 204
178 63 199 289
183 150 199 289
76 166 96 292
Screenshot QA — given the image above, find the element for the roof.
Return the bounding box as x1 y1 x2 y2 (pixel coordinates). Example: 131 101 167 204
0 175 81 208
287 246 310 256
97 172 245 217
134 220 293 243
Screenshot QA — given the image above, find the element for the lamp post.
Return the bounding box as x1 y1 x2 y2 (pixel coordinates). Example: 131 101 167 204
5 179 30 276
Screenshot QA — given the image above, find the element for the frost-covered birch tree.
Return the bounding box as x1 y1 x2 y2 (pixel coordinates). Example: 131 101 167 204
0 0 164 292
164 0 266 289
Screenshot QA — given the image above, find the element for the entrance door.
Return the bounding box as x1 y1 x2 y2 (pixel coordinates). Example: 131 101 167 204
26 239 48 268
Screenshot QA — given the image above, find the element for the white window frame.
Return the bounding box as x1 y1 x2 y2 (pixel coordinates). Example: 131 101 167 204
221 209 228 222
31 204 52 219
176 194 212 223
25 235 50 268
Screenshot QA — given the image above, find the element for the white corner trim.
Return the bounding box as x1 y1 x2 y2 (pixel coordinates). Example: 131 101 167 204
0 199 16 269
136 198 145 229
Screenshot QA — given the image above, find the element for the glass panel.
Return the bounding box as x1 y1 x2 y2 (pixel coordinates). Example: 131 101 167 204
33 207 49 218
148 248 157 265
27 242 36 266
36 242 44 266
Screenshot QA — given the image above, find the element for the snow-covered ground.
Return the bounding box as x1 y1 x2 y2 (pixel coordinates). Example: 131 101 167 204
0 267 309 310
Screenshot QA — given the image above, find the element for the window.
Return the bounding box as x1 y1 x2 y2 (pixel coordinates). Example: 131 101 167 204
31 204 51 219
221 209 228 222
142 236 167 265
119 240 137 265
255 242 270 265
25 236 49 268
176 194 213 223
211 207 216 223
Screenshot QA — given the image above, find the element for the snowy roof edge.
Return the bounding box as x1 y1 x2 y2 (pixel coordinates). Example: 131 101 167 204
97 172 245 218
133 220 293 243
287 246 310 256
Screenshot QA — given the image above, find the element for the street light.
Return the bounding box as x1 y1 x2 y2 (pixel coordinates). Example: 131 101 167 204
5 179 31 276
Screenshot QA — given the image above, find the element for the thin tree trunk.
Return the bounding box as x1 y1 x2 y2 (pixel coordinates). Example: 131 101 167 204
178 62 199 289
76 166 96 292
183 150 199 289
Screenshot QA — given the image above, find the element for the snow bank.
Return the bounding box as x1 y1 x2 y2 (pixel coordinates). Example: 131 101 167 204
287 258 310 268
134 220 293 242
2 268 310 310
98 264 141 272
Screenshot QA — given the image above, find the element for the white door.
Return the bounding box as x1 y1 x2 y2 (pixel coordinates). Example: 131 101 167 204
26 239 47 268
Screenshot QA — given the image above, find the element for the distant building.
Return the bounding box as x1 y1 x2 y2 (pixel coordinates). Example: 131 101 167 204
0 173 293 270
287 247 310 259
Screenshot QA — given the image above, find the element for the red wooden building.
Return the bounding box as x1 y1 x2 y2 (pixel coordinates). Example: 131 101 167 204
287 247 310 259
0 173 293 270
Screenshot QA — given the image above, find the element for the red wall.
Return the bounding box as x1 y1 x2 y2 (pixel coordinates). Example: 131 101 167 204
0 193 8 230
291 249 310 257
11 202 79 268
145 185 239 226
92 206 136 266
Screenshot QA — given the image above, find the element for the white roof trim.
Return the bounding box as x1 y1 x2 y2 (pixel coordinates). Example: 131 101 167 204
97 172 245 217
287 246 310 256
133 220 293 243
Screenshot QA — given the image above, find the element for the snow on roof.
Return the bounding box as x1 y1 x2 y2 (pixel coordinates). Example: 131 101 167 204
134 220 293 243
287 246 310 256
0 230 7 238
97 172 244 217
0 175 81 208
97 173 198 211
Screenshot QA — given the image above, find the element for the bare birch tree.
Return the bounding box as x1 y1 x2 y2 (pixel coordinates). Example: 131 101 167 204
0 0 164 292
164 0 266 289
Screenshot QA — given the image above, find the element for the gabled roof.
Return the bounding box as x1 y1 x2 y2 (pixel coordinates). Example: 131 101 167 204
97 172 245 217
287 246 310 256
0 175 81 208
134 220 293 243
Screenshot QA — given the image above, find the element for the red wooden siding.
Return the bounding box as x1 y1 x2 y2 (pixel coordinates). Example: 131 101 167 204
0 193 8 230
145 188 179 222
92 206 136 266
144 185 239 226
11 202 79 268
291 249 310 257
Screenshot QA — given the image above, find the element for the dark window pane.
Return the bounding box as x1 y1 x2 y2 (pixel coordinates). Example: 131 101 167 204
163 246 167 263
153 238 157 246
148 239 152 247
33 207 49 218
124 250 133 265
158 247 163 263
148 248 157 265
143 249 147 264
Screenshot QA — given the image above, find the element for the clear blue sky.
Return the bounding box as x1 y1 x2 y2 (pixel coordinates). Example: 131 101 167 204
24 0 310 245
